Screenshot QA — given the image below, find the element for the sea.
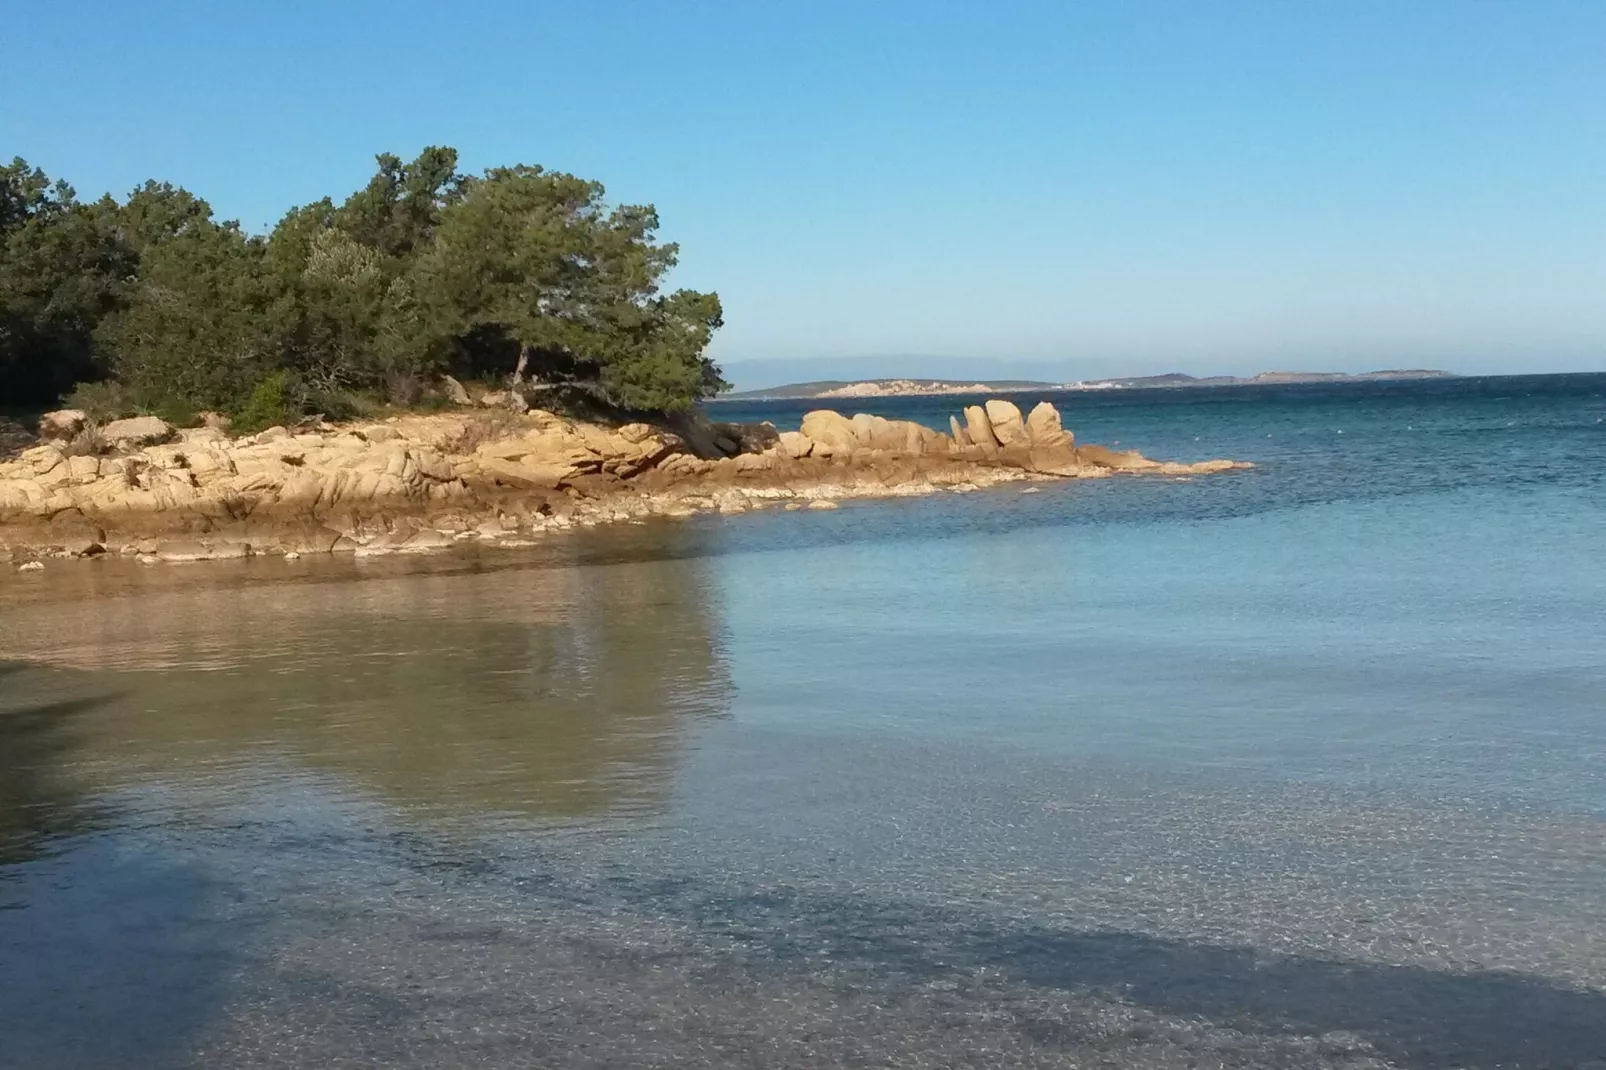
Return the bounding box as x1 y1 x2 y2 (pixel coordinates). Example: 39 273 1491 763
2 372 1604 1069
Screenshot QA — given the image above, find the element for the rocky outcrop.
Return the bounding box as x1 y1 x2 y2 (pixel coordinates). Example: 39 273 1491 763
963 405 999 449
949 415 971 447
777 431 813 459
100 415 176 449
1025 401 1072 448
799 410 859 456
984 399 1028 446
1 399 1247 565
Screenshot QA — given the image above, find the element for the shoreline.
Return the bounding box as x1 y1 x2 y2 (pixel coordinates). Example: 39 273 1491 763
711 370 1457 403
1 398 1248 569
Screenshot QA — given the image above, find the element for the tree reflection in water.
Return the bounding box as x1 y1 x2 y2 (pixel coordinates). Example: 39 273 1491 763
0 525 732 829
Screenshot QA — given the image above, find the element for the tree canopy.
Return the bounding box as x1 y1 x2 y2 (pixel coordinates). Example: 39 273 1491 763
0 148 724 420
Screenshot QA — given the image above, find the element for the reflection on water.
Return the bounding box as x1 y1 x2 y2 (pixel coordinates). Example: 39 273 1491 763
0 526 732 835
0 528 735 1067
0 667 115 866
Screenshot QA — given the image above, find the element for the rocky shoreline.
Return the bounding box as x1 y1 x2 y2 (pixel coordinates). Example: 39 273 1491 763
0 399 1247 567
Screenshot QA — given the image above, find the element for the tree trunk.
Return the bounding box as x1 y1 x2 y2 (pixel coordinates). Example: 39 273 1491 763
511 346 530 386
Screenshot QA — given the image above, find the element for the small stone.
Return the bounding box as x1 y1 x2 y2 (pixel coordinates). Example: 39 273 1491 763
283 550 302 560
442 375 472 404
17 560 44 572
806 500 840 511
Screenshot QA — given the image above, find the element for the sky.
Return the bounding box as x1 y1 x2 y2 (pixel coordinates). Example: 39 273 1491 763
4 0 1604 386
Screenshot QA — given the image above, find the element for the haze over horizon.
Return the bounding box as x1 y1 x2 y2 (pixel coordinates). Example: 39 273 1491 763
6 0 1603 382
717 354 1543 394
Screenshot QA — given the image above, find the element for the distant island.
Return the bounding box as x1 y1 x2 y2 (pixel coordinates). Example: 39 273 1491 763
714 369 1456 401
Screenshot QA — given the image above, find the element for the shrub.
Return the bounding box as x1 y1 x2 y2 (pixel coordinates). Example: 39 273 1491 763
60 426 107 457
64 380 138 423
299 386 370 422
230 371 294 434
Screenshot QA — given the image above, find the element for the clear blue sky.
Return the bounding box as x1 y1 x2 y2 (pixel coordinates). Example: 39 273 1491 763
5 0 1603 383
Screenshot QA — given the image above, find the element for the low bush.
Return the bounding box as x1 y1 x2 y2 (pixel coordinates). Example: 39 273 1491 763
230 372 294 434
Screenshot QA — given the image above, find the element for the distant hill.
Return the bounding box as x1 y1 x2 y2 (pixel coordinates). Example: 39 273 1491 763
714 378 1061 401
1073 369 1455 390
712 369 1455 401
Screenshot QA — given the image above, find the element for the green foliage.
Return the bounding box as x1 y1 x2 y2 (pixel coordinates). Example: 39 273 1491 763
0 158 132 406
230 371 293 434
64 379 138 422
414 165 724 411
0 148 723 420
97 211 277 413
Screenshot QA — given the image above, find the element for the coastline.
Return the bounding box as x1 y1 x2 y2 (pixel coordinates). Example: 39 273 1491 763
713 369 1457 402
1 398 1248 568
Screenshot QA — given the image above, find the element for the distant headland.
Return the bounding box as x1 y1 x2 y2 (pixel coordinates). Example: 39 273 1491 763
714 369 1456 402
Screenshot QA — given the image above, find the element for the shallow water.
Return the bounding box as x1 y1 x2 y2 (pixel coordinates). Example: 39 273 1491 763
3 373 1605 1068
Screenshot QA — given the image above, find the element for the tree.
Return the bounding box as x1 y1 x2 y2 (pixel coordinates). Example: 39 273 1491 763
416 165 724 411
264 149 461 403
95 204 276 415
1 148 724 418
334 146 463 263
0 159 131 406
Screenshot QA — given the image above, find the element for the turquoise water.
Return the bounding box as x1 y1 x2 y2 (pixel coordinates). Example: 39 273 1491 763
3 373 1605 1067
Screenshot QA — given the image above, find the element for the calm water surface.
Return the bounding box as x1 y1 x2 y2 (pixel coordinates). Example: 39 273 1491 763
3 374 1605 1068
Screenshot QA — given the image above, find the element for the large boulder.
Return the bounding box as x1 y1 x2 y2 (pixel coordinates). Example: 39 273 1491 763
949 415 971 447
442 376 472 405
849 412 885 446
1024 401 1073 448
962 405 999 448
849 413 920 452
800 410 860 456
37 409 88 440
983 399 1027 445
101 416 175 449
777 431 814 459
